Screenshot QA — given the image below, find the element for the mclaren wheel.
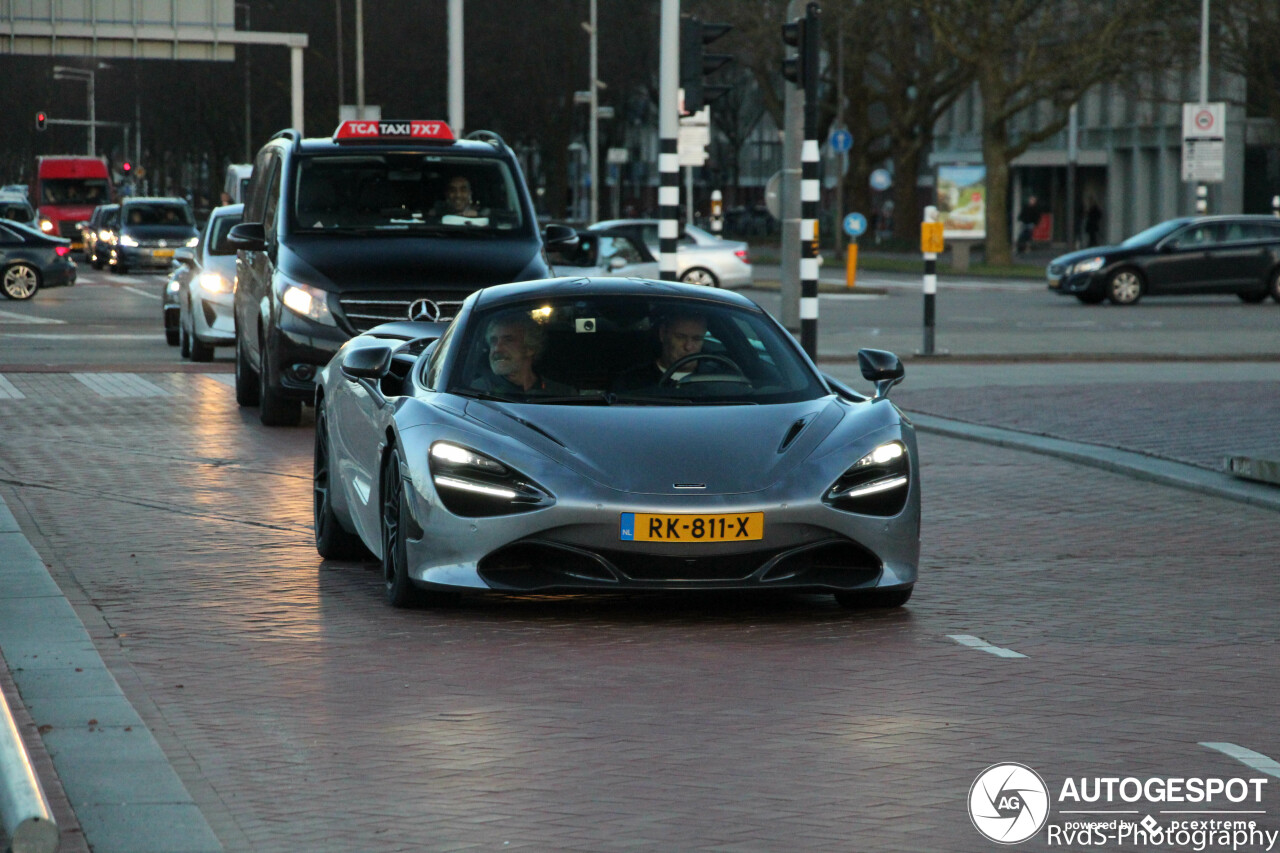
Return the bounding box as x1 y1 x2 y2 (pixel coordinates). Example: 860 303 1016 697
313 406 369 560
1106 269 1143 305
381 451 423 608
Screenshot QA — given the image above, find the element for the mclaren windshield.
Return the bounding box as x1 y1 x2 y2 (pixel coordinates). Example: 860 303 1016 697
447 295 827 405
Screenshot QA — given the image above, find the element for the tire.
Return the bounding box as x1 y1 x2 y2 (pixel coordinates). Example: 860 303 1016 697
165 327 180 346
1106 268 1143 305
2 263 40 300
110 262 128 275
680 267 720 288
91 257 104 271
1075 292 1106 305
179 319 192 359
258 337 302 427
188 305 215 362
234 331 260 407
313 406 369 560
1238 289 1267 304
1269 269 1280 304
381 451 424 608
834 585 913 610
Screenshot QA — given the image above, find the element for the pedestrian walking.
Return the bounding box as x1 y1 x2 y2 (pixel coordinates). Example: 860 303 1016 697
1016 195 1040 255
1085 198 1103 247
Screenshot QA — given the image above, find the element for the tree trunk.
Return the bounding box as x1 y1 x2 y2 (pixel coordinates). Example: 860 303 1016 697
891 139 925 245
981 77 1013 266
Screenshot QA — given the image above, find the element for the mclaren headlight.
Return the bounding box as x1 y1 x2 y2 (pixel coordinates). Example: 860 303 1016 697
1072 256 1105 275
824 440 910 516
428 441 552 517
280 280 336 326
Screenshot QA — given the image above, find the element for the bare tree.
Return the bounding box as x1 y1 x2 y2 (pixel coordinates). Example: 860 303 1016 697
924 0 1167 264
1217 0 1280 126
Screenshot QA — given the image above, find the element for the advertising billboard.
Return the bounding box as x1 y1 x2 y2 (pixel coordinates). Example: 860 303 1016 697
937 165 986 240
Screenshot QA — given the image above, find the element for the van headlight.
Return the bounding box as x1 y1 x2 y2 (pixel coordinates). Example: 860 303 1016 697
119 234 139 247
186 236 200 248
280 281 336 326
824 440 910 516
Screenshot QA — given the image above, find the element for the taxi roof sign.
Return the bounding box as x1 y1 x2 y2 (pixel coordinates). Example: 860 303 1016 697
333 120 454 143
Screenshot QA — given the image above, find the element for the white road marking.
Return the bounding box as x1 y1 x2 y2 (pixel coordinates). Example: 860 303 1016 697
72 372 169 398
820 293 887 301
0 308 65 324
947 634 1027 658
1200 742 1280 779
121 285 162 300
0 375 24 399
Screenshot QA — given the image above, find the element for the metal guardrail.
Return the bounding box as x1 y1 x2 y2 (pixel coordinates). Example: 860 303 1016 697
0 687 59 853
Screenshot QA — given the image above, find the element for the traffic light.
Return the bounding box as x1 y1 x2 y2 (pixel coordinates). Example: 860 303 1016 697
121 161 132 176
36 111 47 131
680 15 733 114
781 3 821 96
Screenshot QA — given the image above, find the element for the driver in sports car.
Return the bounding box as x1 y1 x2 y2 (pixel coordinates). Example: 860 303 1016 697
472 311 575 396
612 310 717 391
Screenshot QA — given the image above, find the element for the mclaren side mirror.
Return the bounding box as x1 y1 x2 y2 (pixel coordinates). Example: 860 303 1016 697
858 348 905 400
226 222 266 251
340 344 393 381
543 223 579 250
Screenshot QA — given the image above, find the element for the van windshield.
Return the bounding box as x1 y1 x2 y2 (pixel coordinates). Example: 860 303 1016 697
40 179 110 206
122 203 194 227
292 153 525 234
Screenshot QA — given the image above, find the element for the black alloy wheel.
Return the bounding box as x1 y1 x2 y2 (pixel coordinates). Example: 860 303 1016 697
234 331 260 407
313 406 368 559
380 451 423 608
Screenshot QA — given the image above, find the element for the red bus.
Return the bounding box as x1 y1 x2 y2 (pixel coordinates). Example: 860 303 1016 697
35 156 112 249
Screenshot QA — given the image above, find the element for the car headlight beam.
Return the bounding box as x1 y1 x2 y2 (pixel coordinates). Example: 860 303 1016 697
1072 256 1105 275
280 281 336 326
186 236 200 248
198 272 231 294
825 440 910 516
428 441 551 517
119 234 139 247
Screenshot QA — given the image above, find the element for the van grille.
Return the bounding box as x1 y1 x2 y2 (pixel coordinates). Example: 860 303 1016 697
337 291 467 333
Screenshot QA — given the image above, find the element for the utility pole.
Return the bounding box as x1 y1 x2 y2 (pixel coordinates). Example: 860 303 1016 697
356 0 366 114
449 0 464 133
335 0 344 111
588 0 599 224
1196 0 1209 215
658 0 679 281
779 0 805 332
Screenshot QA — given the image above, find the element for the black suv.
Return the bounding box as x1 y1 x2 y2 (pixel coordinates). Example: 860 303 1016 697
229 120 575 426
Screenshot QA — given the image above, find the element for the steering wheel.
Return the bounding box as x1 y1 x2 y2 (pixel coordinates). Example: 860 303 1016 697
658 353 751 387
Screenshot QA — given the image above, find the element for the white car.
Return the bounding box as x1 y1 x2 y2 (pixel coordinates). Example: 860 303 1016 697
166 204 242 360
582 219 753 288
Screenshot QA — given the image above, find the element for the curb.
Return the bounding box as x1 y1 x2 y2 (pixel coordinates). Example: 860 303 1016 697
909 413 1280 513
0 495 224 853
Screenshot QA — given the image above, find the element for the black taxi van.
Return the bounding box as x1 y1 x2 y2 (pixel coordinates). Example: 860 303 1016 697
229 119 576 426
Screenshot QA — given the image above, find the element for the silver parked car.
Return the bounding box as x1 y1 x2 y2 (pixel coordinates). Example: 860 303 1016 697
165 204 243 359
585 219 753 288
313 277 919 609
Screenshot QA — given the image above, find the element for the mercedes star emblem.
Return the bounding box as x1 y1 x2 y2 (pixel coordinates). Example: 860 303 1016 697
408 298 441 322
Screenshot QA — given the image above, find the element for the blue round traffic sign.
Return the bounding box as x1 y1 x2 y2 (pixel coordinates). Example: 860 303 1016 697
870 168 892 191
829 129 853 153
843 212 867 238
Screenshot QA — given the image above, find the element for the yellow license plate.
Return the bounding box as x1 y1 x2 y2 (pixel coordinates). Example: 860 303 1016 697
620 512 764 543
153 248 175 258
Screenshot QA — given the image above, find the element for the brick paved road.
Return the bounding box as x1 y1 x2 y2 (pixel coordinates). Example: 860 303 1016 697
2 373 1279 851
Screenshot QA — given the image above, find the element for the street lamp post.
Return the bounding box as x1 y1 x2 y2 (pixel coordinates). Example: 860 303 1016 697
52 65 99 155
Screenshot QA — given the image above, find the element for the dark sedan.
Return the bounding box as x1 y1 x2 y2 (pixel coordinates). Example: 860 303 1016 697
1047 215 1280 305
0 220 76 300
109 197 199 274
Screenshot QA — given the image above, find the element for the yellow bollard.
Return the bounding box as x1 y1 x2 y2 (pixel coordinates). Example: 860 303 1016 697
846 243 858 289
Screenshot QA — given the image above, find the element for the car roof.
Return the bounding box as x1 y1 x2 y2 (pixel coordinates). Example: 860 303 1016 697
474 276 762 311
122 196 189 206
289 135 513 160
